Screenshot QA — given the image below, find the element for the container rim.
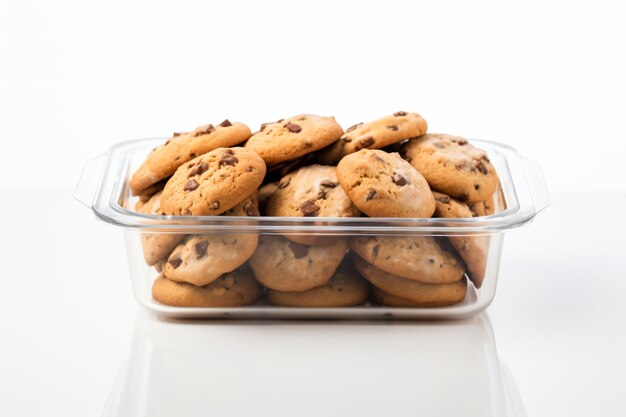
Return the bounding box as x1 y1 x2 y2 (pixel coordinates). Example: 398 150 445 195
80 137 548 235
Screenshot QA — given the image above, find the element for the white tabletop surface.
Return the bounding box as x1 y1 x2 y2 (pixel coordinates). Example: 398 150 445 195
0 188 624 417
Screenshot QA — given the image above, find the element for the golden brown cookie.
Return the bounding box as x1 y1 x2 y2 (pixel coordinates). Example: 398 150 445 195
137 190 185 265
162 193 259 286
248 235 348 292
160 147 265 216
470 200 495 217
370 287 463 308
130 120 251 195
432 192 489 288
152 268 262 307
266 264 369 307
401 134 498 203
470 182 507 216
319 111 428 164
244 114 343 165
136 178 170 206
264 152 318 184
350 235 465 284
353 256 467 306
336 149 435 218
266 165 361 245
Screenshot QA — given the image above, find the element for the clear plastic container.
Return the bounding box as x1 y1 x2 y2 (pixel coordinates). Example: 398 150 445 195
76 138 549 319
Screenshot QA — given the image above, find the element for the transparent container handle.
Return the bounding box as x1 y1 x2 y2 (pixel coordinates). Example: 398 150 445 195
521 157 550 214
74 154 106 208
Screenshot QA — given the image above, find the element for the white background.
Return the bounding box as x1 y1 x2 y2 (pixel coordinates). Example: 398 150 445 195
0 0 624 192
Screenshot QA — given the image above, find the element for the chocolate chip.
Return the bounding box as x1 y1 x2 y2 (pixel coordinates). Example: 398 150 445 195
260 123 270 131
194 241 208 258
212 201 220 210
356 137 375 150
458 193 469 202
476 161 489 175
346 123 363 132
436 195 451 203
288 242 309 259
247 166 253 172
320 180 338 188
223 148 234 155
372 244 379 257
392 173 408 186
457 139 468 145
474 184 480 190
285 122 302 133
365 189 377 201
189 162 209 177
219 119 232 127
317 189 328 200
244 202 258 216
184 179 199 191
278 177 291 189
429 258 435 264
299 201 320 216
168 257 182 268
219 152 239 167
164 139 171 146
386 125 398 131
195 124 214 136
189 152 196 158
172 133 183 137
393 111 408 116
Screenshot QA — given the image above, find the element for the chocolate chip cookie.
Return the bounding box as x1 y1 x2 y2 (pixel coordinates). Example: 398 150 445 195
266 263 369 307
371 287 463 308
433 192 489 288
336 149 436 218
248 235 348 292
152 268 262 307
160 147 265 216
319 111 428 164
162 193 259 286
137 190 185 265
244 114 343 165
401 134 498 203
130 120 251 195
266 165 361 245
353 256 467 306
350 235 465 284
470 182 507 216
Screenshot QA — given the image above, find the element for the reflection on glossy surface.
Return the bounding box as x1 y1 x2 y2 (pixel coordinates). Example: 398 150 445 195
102 312 526 417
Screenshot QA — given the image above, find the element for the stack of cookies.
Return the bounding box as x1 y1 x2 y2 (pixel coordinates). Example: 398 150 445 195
128 112 503 308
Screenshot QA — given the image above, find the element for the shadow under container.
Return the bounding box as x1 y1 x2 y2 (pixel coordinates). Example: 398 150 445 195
76 139 549 319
